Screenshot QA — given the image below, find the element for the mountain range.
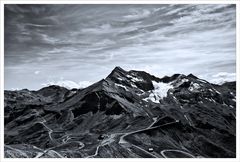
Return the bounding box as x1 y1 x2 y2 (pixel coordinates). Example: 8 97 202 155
4 67 236 158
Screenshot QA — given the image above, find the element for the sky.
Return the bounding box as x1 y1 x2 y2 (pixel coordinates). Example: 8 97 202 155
4 4 236 90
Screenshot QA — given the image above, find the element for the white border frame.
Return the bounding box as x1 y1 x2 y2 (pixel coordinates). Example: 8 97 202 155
0 1 239 162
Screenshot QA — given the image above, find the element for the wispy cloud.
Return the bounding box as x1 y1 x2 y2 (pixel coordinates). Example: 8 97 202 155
4 4 236 89
42 80 93 89
210 72 236 85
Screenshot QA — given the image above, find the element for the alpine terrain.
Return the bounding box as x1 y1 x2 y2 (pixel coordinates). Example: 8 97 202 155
4 67 236 158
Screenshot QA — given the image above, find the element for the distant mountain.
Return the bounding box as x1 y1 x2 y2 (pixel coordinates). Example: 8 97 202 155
4 67 236 158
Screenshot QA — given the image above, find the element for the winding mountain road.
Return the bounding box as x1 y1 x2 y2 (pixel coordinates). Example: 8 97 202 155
84 117 192 158
160 149 195 158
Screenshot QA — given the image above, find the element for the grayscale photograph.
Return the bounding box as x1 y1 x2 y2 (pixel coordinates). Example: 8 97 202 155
4 4 236 158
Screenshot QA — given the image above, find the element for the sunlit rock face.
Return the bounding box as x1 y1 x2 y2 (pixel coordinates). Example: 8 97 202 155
4 67 236 158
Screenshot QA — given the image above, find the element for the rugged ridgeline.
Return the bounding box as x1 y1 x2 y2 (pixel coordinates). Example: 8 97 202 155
4 67 236 158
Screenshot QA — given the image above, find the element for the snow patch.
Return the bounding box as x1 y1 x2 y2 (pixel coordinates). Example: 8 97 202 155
229 105 234 109
189 83 201 91
182 78 189 82
173 78 189 87
212 88 221 94
115 83 129 91
130 83 138 88
117 77 123 81
127 74 144 82
143 81 173 103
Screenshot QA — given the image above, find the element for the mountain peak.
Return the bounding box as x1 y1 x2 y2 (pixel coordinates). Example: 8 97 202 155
106 66 127 81
113 66 125 72
187 73 198 79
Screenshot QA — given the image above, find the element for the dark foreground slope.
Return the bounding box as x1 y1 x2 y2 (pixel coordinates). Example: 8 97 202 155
4 67 236 158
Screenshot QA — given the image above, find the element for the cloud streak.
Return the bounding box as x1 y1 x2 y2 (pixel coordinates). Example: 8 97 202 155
4 4 236 90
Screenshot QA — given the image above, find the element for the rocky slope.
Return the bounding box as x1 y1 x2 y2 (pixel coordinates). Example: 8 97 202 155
4 67 236 158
